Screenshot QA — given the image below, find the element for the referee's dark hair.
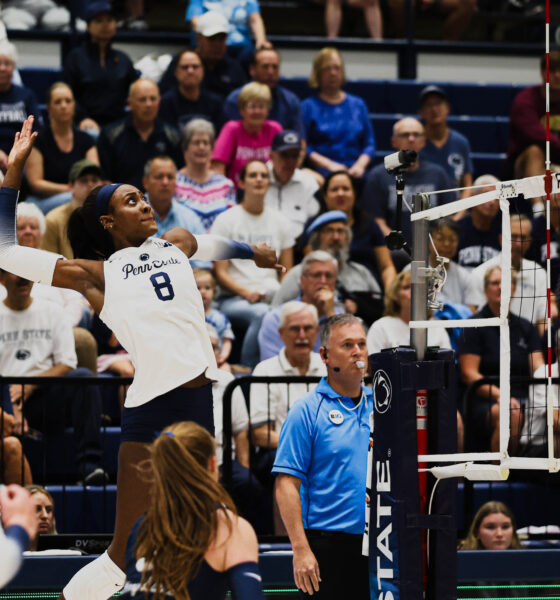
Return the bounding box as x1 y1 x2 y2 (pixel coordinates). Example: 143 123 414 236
67 186 115 260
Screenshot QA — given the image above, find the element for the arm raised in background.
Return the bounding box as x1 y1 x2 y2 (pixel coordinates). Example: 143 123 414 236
0 117 105 311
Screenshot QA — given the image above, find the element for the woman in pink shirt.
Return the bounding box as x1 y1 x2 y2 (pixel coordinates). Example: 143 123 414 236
211 82 282 188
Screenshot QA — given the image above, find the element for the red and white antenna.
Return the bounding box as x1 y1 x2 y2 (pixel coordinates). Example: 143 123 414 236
544 0 555 468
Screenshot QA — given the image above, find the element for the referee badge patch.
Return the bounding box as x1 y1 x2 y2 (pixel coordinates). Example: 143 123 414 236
329 409 344 425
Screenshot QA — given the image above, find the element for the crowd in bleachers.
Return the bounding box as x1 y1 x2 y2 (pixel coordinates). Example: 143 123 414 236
1 0 560 544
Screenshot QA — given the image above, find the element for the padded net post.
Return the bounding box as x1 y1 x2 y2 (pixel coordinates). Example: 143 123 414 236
411 192 430 361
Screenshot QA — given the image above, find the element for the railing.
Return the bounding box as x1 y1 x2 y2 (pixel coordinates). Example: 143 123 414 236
221 375 323 492
462 375 560 452
1 375 131 473
6 0 545 81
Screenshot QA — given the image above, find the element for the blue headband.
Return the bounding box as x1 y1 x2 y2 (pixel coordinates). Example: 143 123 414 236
155 431 175 438
96 183 124 220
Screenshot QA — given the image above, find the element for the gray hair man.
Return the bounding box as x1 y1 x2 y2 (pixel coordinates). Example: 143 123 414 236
273 211 384 325
251 300 326 451
258 251 345 361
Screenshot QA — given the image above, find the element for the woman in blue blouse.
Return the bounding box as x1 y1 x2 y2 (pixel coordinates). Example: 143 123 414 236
302 48 375 178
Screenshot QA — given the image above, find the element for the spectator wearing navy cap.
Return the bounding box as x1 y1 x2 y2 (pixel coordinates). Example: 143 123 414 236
62 1 138 134
265 130 320 239
418 85 473 199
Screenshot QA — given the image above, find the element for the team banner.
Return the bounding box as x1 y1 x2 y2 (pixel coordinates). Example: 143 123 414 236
367 346 457 600
368 347 423 600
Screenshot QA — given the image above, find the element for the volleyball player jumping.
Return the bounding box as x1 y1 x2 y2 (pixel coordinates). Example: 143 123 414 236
0 117 282 600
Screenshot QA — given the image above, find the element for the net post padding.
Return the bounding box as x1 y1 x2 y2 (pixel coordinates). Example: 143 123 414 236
368 347 458 600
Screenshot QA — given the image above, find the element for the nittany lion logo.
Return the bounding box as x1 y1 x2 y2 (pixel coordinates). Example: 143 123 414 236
15 349 30 360
372 369 392 414
139 253 149 261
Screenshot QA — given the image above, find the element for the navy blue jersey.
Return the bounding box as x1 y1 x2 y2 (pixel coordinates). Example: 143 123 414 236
420 128 473 186
0 85 40 154
530 214 560 291
457 304 542 399
457 214 501 271
361 160 455 247
121 517 264 600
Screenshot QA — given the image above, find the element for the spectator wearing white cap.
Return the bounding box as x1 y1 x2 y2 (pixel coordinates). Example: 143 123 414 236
186 0 271 66
265 130 320 238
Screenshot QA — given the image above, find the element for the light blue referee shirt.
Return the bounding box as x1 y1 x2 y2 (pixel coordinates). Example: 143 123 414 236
272 377 373 535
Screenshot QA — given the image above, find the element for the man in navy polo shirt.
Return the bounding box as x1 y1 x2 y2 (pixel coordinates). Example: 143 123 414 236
273 314 372 598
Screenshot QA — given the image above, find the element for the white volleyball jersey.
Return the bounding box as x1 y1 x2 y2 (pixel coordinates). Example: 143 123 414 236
100 237 219 408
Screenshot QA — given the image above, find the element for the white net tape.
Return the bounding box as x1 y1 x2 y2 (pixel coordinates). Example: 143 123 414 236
410 173 560 476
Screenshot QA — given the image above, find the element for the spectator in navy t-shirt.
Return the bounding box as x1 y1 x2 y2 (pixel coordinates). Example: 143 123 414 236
457 175 501 272
458 265 544 453
0 40 40 172
418 85 473 198
97 79 183 189
361 117 455 250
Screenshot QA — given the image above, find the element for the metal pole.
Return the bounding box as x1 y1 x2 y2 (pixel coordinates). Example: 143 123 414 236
410 193 430 361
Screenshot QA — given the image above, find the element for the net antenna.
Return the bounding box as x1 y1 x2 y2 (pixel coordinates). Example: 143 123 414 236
410 172 560 474
544 0 555 473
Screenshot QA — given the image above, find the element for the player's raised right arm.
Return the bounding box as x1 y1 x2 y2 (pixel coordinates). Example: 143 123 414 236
0 117 103 300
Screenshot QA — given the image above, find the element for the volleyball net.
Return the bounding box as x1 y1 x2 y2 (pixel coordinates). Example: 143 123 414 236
410 171 560 475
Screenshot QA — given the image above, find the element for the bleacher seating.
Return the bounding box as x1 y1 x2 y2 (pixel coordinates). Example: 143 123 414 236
18 67 514 178
46 485 117 534
10 65 549 547
23 427 120 483
278 77 522 116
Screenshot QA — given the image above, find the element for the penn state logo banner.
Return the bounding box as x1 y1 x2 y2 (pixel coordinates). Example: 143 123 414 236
367 347 423 600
